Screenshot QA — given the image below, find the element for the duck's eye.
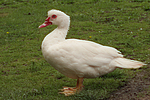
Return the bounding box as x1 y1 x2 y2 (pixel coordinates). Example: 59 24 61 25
52 15 57 18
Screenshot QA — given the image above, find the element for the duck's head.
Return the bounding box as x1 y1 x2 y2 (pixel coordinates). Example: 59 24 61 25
39 9 70 28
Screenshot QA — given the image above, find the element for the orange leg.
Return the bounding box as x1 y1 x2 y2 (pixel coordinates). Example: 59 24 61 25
59 78 84 96
76 77 84 91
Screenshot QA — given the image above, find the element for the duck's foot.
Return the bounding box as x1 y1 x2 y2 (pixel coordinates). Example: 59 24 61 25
59 87 77 96
59 78 84 96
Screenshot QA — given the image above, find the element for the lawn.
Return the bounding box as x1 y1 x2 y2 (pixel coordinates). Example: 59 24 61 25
0 0 150 100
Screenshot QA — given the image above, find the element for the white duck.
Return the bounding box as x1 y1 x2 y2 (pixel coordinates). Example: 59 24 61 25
39 9 145 96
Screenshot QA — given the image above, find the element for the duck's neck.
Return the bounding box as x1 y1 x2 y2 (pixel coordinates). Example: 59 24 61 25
41 26 69 51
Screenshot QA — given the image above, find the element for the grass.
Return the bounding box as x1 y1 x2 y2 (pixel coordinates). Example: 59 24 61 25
0 0 150 99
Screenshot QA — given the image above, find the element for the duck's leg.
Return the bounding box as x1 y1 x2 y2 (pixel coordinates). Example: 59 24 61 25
59 77 84 96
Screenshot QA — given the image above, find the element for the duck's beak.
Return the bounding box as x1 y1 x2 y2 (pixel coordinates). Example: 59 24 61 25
39 17 52 28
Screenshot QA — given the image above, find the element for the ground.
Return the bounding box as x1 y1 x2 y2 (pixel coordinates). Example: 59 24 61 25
108 64 150 100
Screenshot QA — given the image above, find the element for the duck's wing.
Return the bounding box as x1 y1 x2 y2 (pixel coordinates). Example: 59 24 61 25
49 39 123 67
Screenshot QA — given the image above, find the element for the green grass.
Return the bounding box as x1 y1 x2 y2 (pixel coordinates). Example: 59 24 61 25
0 0 150 99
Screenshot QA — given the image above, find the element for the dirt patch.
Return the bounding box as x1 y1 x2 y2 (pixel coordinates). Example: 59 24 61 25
0 13 9 17
108 64 150 100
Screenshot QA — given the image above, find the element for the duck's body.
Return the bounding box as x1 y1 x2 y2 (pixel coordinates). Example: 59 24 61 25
42 38 119 79
39 9 145 96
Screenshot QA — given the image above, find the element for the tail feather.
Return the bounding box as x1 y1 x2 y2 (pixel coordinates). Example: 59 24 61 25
110 58 146 69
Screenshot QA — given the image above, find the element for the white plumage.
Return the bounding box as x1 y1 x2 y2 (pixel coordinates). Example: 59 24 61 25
39 9 145 96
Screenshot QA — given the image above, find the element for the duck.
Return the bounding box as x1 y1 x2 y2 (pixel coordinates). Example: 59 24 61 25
39 9 145 96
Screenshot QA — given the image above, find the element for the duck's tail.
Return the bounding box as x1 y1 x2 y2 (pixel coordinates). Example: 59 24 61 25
110 58 146 69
